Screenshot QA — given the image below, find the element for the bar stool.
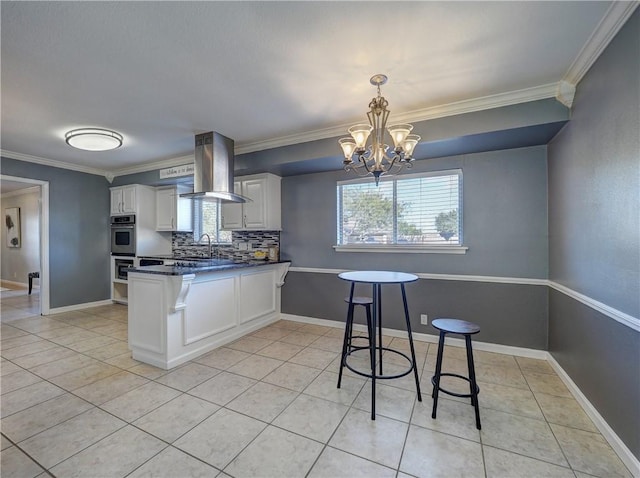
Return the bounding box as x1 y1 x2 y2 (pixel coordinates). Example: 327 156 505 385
28 272 39 295
431 318 481 430
337 294 377 388
343 296 375 352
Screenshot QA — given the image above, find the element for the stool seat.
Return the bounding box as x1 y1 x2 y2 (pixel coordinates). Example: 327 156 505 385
344 296 374 305
432 318 480 335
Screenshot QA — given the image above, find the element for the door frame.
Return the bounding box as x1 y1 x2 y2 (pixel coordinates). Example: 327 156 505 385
0 174 50 315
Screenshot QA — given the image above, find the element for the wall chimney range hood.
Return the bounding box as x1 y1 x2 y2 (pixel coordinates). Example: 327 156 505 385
180 131 246 203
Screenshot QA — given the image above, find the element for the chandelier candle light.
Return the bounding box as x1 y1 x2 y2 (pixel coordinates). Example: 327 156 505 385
339 74 420 185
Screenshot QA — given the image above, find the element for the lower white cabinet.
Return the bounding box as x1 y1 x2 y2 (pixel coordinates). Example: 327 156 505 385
156 185 193 231
127 263 290 369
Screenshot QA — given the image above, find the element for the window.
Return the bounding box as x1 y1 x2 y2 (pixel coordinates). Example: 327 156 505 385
193 199 232 243
336 170 463 250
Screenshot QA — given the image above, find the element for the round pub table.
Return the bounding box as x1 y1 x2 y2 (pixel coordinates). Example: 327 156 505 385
338 270 422 419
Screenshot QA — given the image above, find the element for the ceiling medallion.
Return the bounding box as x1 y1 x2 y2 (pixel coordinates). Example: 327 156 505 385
339 74 420 185
65 128 123 151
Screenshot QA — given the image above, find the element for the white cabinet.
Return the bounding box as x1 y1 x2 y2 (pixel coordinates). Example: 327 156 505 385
128 263 289 369
108 184 172 257
110 185 137 215
156 185 193 231
220 181 243 229
221 173 281 230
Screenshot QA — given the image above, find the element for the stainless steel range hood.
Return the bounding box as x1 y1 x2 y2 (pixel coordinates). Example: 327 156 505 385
180 131 246 203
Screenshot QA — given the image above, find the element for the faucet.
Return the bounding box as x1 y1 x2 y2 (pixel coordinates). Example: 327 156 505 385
198 234 212 258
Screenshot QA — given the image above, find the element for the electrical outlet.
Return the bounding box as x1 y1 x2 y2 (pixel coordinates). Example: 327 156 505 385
420 314 428 325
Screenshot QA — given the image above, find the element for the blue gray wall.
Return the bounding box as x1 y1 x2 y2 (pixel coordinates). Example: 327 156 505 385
547 10 640 459
280 145 550 349
284 271 548 350
1 157 111 308
281 146 548 277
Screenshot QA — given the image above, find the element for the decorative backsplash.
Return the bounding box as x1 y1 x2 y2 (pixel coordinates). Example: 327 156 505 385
172 231 280 261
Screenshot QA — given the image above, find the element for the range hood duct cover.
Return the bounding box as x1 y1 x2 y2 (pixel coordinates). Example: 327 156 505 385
181 131 246 203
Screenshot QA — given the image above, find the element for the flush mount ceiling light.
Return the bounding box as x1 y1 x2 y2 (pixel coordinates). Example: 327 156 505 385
339 74 420 185
65 128 123 151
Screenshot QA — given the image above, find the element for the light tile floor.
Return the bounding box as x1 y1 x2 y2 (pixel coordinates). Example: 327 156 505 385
0 300 633 478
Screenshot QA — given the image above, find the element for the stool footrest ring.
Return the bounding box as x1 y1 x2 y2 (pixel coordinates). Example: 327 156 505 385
344 346 415 380
348 335 371 345
431 373 480 398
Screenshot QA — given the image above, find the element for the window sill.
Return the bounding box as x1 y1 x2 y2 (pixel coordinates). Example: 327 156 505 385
333 244 468 254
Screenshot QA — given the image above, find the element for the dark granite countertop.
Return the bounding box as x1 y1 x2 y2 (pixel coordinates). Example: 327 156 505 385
136 254 176 260
129 259 290 276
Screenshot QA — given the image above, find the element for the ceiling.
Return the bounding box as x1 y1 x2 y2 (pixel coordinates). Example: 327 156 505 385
0 1 635 178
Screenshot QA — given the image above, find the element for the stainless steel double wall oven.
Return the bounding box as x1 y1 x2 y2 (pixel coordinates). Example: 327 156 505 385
110 214 136 256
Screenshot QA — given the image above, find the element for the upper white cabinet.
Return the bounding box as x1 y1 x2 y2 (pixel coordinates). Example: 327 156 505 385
222 173 281 230
156 185 193 232
221 180 243 229
110 185 137 215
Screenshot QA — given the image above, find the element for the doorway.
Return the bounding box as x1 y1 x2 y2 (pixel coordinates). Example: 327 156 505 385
0 175 50 316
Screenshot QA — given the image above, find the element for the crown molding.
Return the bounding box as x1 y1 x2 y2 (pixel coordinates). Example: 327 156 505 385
234 83 559 154
555 80 577 108
111 154 194 178
563 1 639 85
5 82 560 174
1 148 197 181
390 83 559 123
1 149 109 177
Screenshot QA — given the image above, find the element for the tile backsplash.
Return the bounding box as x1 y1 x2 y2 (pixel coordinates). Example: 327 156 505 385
172 231 280 261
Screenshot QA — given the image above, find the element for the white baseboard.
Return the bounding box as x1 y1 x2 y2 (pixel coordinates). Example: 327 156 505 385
280 313 548 359
0 279 28 288
47 299 114 315
547 353 640 477
280 312 638 474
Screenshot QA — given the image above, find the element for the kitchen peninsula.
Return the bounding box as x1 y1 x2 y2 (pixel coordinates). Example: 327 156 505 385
127 259 290 369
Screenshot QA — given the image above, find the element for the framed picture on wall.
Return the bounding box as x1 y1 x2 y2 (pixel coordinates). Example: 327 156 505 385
5 207 21 248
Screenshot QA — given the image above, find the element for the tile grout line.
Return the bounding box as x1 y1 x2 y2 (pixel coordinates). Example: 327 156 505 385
515 356 575 473
219 330 345 476
3 345 212 476
2 310 628 477
0 311 153 475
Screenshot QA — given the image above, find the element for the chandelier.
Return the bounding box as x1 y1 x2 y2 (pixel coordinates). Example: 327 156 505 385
339 74 420 185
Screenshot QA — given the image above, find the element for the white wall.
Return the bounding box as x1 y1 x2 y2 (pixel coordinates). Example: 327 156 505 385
1 188 40 284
